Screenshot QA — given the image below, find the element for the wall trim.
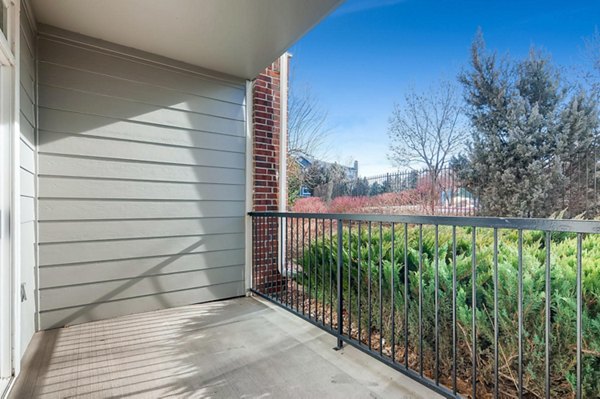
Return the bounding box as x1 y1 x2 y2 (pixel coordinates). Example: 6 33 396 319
21 0 36 33
244 80 253 293
10 0 22 381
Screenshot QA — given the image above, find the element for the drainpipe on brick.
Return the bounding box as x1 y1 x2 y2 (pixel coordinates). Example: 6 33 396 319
278 53 290 277
279 52 289 213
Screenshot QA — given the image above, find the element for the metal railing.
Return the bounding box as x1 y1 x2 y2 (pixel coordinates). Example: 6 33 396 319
249 212 600 399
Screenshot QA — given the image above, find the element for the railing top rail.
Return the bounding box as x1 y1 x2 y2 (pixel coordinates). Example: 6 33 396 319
248 211 600 234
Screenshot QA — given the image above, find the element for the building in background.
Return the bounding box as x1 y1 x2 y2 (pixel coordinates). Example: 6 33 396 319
295 155 358 197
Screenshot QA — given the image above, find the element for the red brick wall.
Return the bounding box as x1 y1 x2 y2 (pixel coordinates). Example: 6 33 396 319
252 57 286 294
252 58 281 212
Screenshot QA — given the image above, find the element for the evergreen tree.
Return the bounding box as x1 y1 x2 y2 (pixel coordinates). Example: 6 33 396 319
352 178 370 197
457 31 599 217
369 182 383 197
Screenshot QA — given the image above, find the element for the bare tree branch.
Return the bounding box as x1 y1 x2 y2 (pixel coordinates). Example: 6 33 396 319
387 81 467 175
287 84 331 158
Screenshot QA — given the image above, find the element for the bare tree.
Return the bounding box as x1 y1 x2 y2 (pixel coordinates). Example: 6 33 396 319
288 85 330 158
387 81 466 211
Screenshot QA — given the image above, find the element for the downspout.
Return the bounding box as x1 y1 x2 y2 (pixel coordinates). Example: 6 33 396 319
278 53 289 275
279 53 289 212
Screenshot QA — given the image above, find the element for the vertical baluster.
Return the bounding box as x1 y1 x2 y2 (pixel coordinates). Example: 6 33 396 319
314 218 319 322
419 224 423 376
273 216 277 298
518 229 523 399
330 220 333 330
434 224 439 384
295 217 300 312
472 227 478 399
261 216 266 295
576 233 582 399
452 226 457 395
494 228 499 399
281 216 286 305
308 218 312 318
358 222 362 344
545 231 551 399
285 217 289 306
289 218 298 309
302 217 306 314
268 216 272 297
336 219 344 349
348 222 352 337
287 217 291 307
379 222 383 357
271 216 275 298
256 216 260 291
251 216 255 291
391 222 396 362
404 223 409 369
322 218 326 325
368 221 373 350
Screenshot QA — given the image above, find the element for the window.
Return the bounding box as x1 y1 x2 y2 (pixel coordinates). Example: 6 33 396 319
0 0 12 67
0 0 7 39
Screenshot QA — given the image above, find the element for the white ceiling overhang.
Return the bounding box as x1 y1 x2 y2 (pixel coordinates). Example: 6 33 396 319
30 0 343 79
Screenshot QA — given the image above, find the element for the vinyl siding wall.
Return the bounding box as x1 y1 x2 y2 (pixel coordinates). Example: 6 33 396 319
37 28 247 329
19 3 37 356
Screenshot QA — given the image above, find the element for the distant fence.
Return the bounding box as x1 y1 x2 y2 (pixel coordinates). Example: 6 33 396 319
309 153 600 218
363 167 478 216
312 167 479 216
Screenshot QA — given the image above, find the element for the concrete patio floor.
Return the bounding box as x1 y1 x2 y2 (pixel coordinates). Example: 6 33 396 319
10 296 441 398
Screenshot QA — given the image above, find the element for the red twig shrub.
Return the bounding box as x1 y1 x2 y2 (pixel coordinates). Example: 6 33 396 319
292 197 328 213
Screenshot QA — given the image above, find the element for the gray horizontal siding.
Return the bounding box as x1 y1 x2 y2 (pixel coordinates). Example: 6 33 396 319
39 233 245 266
39 281 245 329
39 177 244 200
38 30 247 329
39 217 244 242
39 200 244 220
39 131 245 168
38 108 245 150
39 249 245 287
39 85 245 136
20 168 35 198
39 62 245 120
38 154 246 184
39 264 244 310
38 37 245 104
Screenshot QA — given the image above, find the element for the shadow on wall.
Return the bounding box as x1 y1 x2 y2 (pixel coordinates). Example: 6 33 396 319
36 33 250 329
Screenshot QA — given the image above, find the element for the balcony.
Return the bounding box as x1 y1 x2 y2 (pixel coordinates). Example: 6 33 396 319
6 211 598 398
9 297 438 399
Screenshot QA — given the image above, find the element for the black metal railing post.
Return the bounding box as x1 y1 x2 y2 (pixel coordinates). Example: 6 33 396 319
335 218 344 350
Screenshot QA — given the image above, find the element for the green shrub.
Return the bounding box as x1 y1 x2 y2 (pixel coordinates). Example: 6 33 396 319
297 224 600 398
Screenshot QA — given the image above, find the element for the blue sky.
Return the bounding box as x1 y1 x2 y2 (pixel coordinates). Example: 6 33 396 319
289 0 600 176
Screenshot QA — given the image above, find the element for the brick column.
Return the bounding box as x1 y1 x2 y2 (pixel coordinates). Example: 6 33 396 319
252 56 288 294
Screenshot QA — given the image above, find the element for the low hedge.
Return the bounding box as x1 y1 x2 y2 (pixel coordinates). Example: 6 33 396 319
297 224 600 398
